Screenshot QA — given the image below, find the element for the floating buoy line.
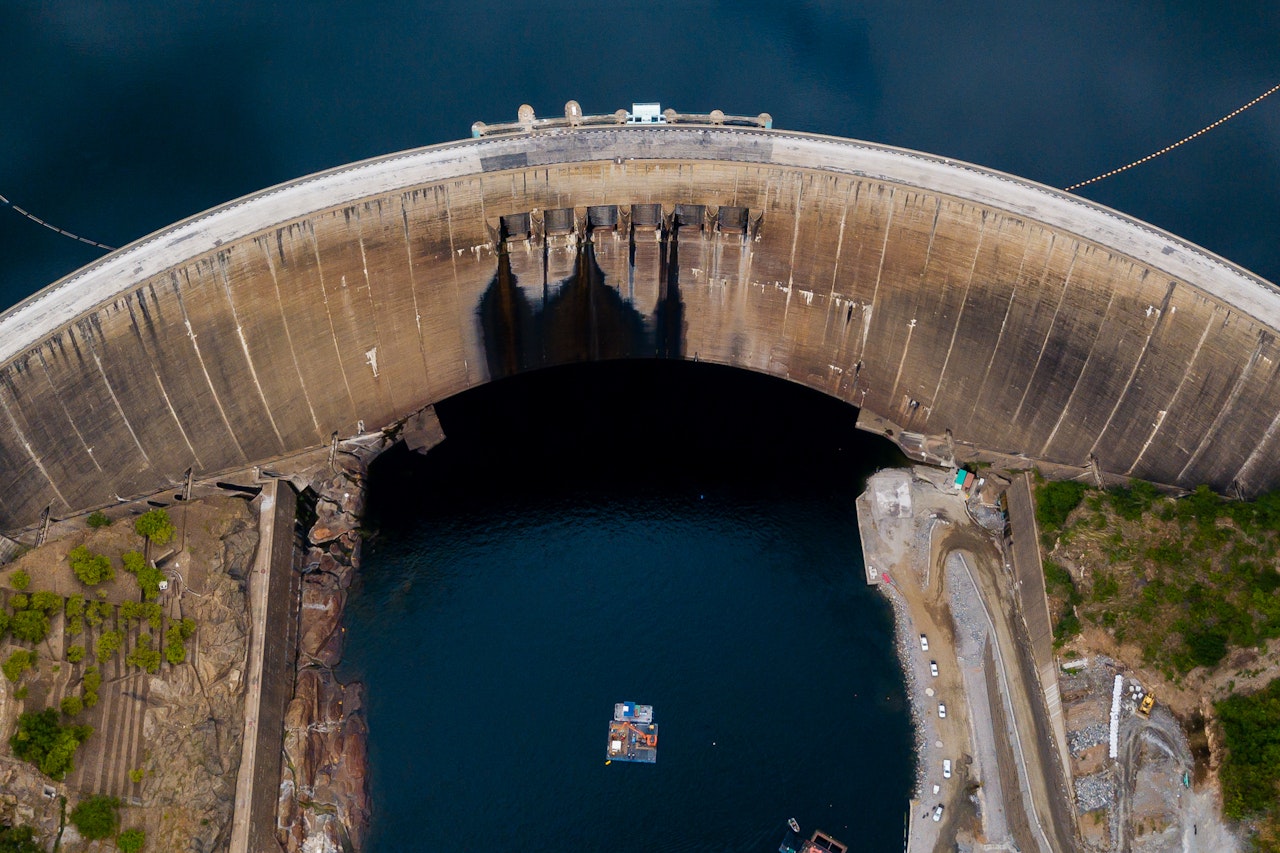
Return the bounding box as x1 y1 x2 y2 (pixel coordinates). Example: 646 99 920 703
1065 82 1280 192
0 191 116 251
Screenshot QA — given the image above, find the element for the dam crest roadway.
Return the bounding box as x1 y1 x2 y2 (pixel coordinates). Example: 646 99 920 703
2 102 1280 532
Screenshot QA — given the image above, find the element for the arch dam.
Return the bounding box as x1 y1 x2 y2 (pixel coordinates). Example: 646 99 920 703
3 105 1280 532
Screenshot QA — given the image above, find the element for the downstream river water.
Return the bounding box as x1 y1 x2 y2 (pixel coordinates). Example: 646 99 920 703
340 361 912 850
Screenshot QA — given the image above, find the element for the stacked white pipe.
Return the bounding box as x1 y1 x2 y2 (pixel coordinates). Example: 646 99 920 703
1109 674 1123 759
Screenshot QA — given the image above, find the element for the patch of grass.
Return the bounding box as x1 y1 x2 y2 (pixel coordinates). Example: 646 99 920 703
1217 678 1280 822
1035 480 1089 535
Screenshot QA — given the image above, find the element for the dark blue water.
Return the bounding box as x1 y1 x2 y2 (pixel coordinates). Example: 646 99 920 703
341 361 911 850
1 2 1278 311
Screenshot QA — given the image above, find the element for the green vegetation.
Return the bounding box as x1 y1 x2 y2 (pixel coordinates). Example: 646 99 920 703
128 767 144 784
86 510 112 529
68 795 118 840
82 666 101 708
65 593 85 636
165 618 196 666
134 509 175 547
1038 479 1280 676
68 545 114 586
9 594 27 610
59 695 83 717
0 825 42 853
117 827 146 853
1035 479 1089 536
9 709 92 781
122 551 165 601
0 611 7 638
126 634 161 674
1217 677 1280 828
9 570 29 591
27 591 61 613
66 644 84 663
95 630 123 664
9 609 50 644
2 650 35 683
85 599 109 628
120 600 163 630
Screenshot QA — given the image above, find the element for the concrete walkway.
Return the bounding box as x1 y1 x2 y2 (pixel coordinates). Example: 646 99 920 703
229 480 298 853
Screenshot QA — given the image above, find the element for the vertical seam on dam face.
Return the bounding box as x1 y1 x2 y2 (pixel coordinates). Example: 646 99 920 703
0 383 70 509
1012 244 1079 427
171 274 250 463
1038 286 1119 459
33 347 104 473
1087 281 1175 460
4 126 1280 528
928 210 987 421
257 238 324 440
1177 335 1265 482
216 253 288 452
1126 311 1215 476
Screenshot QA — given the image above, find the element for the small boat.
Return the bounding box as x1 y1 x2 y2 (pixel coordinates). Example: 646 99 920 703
788 818 800 833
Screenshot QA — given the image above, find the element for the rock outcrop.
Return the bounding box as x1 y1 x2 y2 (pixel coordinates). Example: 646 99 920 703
277 441 376 852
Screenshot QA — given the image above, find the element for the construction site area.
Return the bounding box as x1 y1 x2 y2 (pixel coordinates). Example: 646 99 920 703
857 464 1240 853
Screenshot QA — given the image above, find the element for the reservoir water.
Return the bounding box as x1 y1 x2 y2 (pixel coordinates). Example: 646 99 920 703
340 361 912 850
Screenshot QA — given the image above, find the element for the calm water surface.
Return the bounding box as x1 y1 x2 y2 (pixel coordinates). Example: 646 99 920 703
341 362 912 850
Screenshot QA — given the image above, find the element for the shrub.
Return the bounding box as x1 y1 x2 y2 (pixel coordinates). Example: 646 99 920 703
10 594 27 611
64 594 84 619
1035 480 1089 533
95 630 123 664
9 570 29 591
68 546 113 586
59 695 83 717
1217 678 1280 819
0 824 42 853
128 768 144 784
10 610 50 644
1092 572 1120 602
117 827 146 853
28 591 61 613
68 795 118 840
121 551 147 576
0 611 8 638
1184 629 1229 670
2 650 35 683
1107 479 1161 521
125 635 161 674
82 666 101 708
9 709 92 781
134 509 175 547
66 644 85 664
86 511 112 529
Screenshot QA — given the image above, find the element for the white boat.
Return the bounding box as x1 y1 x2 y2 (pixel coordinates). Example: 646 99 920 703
788 818 800 833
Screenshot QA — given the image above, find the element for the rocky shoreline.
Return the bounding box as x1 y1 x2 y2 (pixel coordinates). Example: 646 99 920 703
276 442 378 852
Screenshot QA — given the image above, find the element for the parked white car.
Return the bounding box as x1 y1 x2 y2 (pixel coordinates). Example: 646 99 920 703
932 805 944 822
938 703 947 719
929 661 939 677
920 634 929 652
943 759 952 779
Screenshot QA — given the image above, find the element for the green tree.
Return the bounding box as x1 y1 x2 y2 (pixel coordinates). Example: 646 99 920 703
68 546 114 586
9 709 92 781
133 509 175 547
85 511 112 529
121 551 147 575
125 635 161 674
82 666 101 708
10 610 49 644
59 695 83 717
2 650 34 683
66 644 85 663
9 570 29 591
28 591 61 613
0 611 8 639
117 827 146 853
95 630 123 664
68 796 118 840
9 594 27 610
0 824 42 853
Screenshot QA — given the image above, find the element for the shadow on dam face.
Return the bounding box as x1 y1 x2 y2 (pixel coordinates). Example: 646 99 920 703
363 358 907 523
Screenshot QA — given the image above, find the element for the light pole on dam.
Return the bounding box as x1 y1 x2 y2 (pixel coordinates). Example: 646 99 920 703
2 102 1279 533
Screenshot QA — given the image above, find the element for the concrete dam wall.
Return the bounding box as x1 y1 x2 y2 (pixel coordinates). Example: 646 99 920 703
2 122 1279 531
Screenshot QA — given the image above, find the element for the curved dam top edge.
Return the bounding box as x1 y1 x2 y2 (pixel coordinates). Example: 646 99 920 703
2 124 1278 367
